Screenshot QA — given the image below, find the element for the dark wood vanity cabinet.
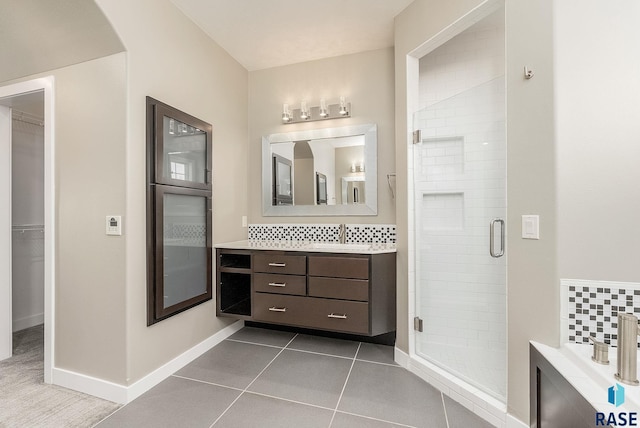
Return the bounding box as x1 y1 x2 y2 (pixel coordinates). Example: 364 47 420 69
216 249 396 336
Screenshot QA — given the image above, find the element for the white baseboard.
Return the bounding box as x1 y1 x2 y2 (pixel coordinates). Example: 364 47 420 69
52 320 244 404
13 312 44 332
125 320 244 403
506 413 528 428
52 367 128 403
395 347 521 428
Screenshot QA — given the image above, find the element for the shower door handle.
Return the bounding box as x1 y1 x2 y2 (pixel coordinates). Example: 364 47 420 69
490 219 505 258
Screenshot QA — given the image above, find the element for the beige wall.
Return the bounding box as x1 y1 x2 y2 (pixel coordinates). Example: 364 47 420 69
54 54 129 382
395 0 558 422
95 0 249 385
0 53 129 383
505 1 557 421
2 0 248 390
555 0 640 282
248 48 396 224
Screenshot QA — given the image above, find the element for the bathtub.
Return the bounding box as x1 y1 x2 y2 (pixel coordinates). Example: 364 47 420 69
531 341 640 423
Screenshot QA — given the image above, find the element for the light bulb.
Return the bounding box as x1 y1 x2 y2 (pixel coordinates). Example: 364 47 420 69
319 98 328 118
300 100 309 120
282 104 291 122
339 96 348 115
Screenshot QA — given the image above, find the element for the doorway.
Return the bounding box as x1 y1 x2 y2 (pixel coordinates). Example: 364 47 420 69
0 77 55 383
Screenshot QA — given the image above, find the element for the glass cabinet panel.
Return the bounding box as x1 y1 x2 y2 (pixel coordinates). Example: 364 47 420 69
162 116 207 185
161 191 208 309
154 103 212 190
155 185 212 319
272 153 292 205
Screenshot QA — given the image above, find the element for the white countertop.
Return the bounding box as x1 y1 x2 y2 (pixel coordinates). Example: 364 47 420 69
214 240 397 254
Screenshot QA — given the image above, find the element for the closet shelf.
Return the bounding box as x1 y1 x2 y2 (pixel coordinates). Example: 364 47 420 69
12 224 44 233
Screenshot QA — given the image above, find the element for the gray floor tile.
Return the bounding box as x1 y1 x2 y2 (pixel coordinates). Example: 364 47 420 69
96 376 239 428
338 361 447 428
227 326 296 347
331 412 410 427
443 395 494 428
355 342 397 365
248 349 353 408
214 392 334 428
286 333 360 358
175 340 280 389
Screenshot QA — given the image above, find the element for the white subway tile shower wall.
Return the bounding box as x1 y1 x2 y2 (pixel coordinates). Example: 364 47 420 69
247 224 396 244
561 279 640 347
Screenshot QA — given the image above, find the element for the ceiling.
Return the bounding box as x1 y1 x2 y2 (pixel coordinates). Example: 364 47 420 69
0 0 124 84
170 0 414 71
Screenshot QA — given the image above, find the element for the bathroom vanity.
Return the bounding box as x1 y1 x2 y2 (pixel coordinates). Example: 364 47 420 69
215 241 396 336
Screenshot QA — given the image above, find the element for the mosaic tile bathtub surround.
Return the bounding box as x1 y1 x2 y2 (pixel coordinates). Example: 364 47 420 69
561 279 640 348
248 224 396 244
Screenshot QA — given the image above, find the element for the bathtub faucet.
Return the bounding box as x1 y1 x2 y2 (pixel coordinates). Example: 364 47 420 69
615 313 640 386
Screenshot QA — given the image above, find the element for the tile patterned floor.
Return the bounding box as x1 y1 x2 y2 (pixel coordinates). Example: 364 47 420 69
96 327 494 428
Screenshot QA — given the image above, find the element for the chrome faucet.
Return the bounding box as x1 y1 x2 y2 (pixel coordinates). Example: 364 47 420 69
615 313 640 385
338 224 346 244
589 335 609 365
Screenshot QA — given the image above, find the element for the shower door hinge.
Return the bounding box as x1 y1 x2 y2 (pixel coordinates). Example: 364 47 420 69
414 316 423 332
412 130 422 144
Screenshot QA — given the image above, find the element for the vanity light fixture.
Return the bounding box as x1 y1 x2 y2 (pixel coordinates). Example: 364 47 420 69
282 97 351 124
168 118 203 136
350 161 365 173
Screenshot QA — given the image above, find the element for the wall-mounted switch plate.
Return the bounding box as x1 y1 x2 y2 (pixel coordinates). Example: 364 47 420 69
242 216 247 228
106 215 122 236
522 215 539 239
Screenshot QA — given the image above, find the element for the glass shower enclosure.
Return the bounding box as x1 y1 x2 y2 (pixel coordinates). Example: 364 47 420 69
412 77 506 401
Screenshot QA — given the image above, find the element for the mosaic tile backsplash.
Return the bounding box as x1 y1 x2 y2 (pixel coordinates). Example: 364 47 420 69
562 279 640 348
248 224 396 244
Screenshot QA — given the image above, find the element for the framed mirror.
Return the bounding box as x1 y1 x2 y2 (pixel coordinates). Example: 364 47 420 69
262 123 377 216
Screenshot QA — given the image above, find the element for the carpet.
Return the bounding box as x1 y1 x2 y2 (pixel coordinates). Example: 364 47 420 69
0 325 121 427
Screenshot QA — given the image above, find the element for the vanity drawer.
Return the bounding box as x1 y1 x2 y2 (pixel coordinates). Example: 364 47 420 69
253 293 369 335
254 273 306 296
305 297 369 334
308 277 369 302
253 253 306 275
308 256 369 279
253 293 310 327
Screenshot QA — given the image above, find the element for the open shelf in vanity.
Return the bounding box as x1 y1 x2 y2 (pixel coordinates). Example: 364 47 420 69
216 250 252 318
215 242 397 336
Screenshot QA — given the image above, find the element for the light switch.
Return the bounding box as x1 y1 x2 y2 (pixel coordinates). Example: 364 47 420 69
242 215 248 228
522 215 539 239
106 215 122 236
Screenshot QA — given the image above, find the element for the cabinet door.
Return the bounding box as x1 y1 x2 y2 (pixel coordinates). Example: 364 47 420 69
153 185 212 320
154 102 212 190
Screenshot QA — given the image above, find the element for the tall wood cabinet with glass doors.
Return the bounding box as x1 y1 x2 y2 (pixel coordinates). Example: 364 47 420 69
146 97 212 325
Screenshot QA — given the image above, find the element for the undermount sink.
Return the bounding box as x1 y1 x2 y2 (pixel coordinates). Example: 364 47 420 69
308 242 372 251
